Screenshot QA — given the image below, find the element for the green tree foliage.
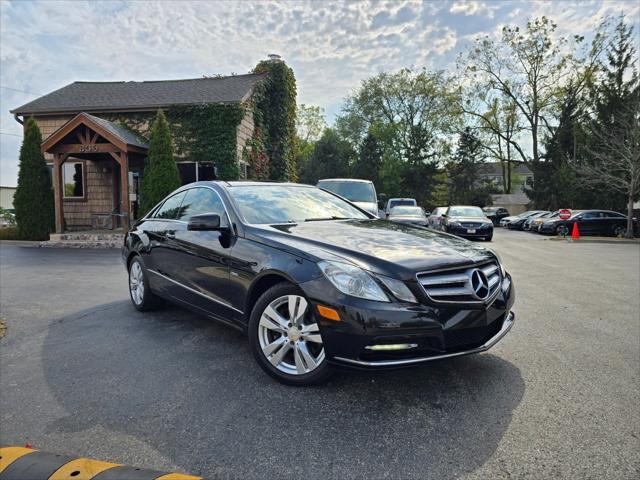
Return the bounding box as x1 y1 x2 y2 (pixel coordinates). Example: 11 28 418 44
139 110 181 215
14 117 54 240
295 104 327 184
300 129 352 184
352 131 383 186
336 68 457 204
254 58 298 181
446 128 493 206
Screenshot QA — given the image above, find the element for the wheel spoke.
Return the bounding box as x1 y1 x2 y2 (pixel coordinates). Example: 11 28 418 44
289 295 308 325
268 339 291 367
263 335 286 355
262 305 289 331
301 323 322 343
297 341 318 371
293 345 306 374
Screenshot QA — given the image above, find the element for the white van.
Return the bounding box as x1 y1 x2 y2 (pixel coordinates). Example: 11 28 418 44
316 179 378 216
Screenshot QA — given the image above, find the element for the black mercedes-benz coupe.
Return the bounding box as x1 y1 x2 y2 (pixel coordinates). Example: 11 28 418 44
123 182 515 385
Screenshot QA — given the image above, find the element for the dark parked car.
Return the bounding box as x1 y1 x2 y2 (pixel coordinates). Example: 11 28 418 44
510 211 550 230
483 207 510 226
123 182 515 385
528 211 559 232
442 205 494 241
388 206 429 226
539 209 636 236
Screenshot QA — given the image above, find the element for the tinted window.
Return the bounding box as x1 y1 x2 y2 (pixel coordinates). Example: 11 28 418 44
178 188 226 221
229 185 369 224
604 211 626 218
153 191 187 219
582 211 601 219
448 206 484 217
389 199 416 208
317 181 375 203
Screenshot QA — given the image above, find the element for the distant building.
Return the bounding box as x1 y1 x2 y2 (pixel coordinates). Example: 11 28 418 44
0 186 16 210
477 162 533 193
10 73 265 233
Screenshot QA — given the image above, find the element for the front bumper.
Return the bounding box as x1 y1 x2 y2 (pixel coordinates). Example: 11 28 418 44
447 225 493 238
299 272 515 370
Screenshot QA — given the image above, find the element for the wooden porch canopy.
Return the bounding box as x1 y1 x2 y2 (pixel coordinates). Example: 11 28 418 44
42 112 148 233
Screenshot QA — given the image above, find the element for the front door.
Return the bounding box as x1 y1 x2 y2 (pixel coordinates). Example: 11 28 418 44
170 187 240 323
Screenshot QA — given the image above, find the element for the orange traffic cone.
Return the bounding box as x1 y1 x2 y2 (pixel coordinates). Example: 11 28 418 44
571 223 580 241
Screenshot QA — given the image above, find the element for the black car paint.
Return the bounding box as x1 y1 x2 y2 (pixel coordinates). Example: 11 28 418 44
123 182 514 368
538 210 637 236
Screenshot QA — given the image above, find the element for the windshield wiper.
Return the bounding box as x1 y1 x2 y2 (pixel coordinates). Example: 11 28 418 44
304 216 351 222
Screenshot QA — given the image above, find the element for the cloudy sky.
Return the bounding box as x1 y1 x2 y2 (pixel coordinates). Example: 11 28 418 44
1 0 638 186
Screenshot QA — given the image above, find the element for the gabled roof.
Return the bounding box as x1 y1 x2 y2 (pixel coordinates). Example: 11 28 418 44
12 73 266 116
42 112 148 154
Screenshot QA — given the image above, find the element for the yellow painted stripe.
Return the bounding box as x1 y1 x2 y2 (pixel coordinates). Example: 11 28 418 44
155 474 203 480
48 457 121 480
0 446 37 474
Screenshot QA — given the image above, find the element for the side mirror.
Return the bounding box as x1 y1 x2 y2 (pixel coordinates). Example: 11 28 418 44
188 213 225 231
441 213 448 218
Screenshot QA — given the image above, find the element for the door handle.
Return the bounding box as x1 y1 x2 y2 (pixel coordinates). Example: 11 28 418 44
166 231 176 239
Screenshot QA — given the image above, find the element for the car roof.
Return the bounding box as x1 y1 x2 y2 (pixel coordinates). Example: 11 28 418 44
317 178 373 183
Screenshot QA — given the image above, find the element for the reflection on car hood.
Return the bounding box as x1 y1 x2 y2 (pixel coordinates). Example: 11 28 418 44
247 219 495 279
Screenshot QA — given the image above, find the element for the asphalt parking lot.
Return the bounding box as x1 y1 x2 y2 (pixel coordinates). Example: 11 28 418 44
1 228 639 479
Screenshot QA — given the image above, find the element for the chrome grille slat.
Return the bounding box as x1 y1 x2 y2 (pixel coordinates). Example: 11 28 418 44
417 261 502 304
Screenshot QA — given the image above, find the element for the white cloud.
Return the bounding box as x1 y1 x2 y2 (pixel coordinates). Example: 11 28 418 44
0 0 638 186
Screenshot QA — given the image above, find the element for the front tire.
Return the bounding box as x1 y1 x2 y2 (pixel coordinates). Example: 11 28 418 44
249 283 333 386
128 256 163 311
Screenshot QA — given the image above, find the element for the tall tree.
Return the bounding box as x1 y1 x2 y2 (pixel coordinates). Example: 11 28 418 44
139 110 181 215
254 58 298 181
352 130 383 186
300 129 352 184
13 117 54 240
461 17 604 166
578 17 639 237
295 104 326 184
446 128 491 205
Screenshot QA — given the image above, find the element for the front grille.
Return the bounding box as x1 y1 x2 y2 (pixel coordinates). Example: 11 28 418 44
417 261 501 304
460 222 483 228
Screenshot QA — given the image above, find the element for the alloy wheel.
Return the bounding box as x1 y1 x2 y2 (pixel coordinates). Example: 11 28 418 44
257 295 325 375
129 261 145 305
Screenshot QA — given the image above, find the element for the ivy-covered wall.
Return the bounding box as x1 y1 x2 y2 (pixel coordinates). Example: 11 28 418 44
102 103 246 181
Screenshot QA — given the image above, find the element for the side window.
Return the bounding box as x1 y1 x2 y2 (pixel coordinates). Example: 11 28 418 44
63 162 85 198
178 188 227 222
153 191 187 219
582 211 599 219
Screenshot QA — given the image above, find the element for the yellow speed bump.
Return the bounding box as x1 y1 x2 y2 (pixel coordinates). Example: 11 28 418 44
0 447 37 474
48 458 120 480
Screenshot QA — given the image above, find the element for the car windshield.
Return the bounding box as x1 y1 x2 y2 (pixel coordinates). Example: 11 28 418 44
317 181 375 203
229 185 370 224
447 206 484 217
389 199 415 208
390 206 423 216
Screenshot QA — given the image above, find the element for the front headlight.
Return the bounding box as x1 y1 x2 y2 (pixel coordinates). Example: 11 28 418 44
449 221 461 227
492 251 506 277
318 261 389 302
377 275 418 303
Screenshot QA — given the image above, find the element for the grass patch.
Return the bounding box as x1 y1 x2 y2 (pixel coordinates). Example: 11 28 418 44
0 319 6 339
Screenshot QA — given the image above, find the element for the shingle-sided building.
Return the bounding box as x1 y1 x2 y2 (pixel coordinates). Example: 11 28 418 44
10 73 264 233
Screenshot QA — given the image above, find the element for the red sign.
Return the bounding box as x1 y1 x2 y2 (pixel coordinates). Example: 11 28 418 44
559 209 571 220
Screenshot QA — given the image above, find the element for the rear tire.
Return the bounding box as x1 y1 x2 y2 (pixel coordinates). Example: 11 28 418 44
128 256 163 311
613 225 625 237
556 224 569 236
249 283 333 386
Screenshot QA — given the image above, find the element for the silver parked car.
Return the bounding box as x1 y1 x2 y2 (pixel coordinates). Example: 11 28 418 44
388 206 429 226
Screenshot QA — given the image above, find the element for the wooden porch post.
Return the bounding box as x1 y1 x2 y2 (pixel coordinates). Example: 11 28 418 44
52 153 64 233
120 152 130 234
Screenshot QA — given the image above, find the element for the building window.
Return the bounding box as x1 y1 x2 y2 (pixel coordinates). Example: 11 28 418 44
63 162 85 198
177 161 217 185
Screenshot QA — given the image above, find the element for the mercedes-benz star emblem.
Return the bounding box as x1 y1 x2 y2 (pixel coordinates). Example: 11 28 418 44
470 269 490 300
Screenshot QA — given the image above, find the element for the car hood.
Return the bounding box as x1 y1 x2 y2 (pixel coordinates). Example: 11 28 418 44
246 219 495 279
502 216 519 222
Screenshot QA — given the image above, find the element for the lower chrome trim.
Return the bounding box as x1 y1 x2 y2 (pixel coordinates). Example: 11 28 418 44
333 311 514 367
148 269 243 314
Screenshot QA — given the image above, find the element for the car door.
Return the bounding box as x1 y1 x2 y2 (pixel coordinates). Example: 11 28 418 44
143 190 188 297
171 186 241 323
576 211 600 235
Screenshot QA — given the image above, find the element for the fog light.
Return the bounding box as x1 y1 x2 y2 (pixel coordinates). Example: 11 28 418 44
365 343 418 351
